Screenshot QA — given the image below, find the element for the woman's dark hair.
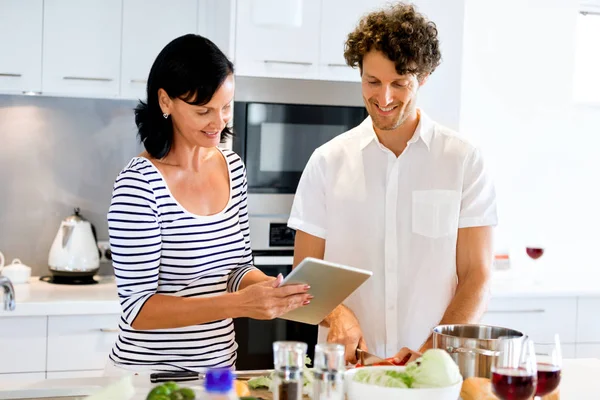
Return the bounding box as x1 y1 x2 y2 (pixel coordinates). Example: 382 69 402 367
135 34 234 159
344 3 441 80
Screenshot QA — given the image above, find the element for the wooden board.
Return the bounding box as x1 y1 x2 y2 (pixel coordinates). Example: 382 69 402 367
248 388 273 399
248 388 311 399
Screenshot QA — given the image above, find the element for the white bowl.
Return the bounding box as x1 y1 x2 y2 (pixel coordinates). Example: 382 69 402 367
344 366 463 400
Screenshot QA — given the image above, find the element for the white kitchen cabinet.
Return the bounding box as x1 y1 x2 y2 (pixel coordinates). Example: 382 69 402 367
198 0 236 60
576 344 600 359
47 314 119 372
0 372 45 383
481 297 578 344
0 317 47 374
318 0 388 82
42 0 122 97
47 370 105 379
560 343 577 359
120 0 198 100
234 0 321 79
576 298 600 343
0 0 43 93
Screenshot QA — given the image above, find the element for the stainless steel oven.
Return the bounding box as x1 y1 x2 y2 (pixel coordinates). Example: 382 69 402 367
233 218 318 370
233 101 367 194
231 78 367 368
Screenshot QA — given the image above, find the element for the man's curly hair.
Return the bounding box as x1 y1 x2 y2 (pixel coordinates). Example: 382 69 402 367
344 3 442 80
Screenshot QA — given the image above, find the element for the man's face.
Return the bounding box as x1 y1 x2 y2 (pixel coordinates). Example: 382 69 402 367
361 50 422 131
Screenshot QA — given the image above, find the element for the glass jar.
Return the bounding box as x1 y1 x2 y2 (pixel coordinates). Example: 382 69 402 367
312 343 345 400
272 341 307 400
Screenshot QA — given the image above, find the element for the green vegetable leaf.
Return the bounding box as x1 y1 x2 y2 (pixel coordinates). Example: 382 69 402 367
247 376 272 390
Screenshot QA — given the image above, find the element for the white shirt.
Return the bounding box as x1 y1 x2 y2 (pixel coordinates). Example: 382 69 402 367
288 110 498 358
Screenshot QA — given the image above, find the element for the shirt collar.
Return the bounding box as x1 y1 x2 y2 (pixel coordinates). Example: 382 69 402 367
358 108 434 151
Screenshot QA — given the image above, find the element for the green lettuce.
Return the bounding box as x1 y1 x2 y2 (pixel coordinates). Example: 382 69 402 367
246 355 314 395
405 349 462 388
353 369 411 388
352 349 461 389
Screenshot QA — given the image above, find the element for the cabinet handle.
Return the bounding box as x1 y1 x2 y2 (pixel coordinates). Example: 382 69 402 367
63 76 113 82
99 328 119 333
130 79 147 84
486 309 545 314
263 60 312 66
327 63 348 67
0 73 22 77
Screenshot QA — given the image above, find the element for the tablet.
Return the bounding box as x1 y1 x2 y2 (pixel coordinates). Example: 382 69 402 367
278 257 372 325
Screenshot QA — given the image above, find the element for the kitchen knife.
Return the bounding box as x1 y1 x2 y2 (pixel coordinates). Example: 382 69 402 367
150 369 274 383
355 348 395 366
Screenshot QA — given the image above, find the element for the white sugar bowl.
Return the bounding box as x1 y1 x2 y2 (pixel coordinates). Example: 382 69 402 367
0 253 32 284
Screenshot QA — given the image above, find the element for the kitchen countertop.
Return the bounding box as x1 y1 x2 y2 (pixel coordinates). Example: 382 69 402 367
0 358 599 400
0 276 120 317
1 263 600 317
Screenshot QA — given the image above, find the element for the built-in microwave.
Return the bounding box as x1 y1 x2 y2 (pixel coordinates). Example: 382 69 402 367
233 101 368 194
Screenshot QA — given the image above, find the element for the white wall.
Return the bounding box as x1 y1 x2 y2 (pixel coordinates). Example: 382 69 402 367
459 0 600 266
415 0 466 130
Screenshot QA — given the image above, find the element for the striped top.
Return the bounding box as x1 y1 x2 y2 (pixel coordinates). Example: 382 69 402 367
107 149 256 372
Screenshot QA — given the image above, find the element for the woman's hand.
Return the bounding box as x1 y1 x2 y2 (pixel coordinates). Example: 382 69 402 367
236 274 313 320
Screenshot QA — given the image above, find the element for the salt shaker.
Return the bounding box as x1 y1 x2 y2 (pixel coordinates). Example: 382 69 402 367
273 341 307 400
312 343 345 400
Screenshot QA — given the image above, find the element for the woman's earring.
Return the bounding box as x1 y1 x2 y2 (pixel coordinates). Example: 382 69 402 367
163 113 169 119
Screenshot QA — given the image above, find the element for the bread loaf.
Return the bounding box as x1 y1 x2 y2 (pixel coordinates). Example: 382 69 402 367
460 377 498 400
460 377 559 400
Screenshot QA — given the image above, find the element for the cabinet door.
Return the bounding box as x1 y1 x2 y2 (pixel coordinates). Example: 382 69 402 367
576 298 600 343
198 0 235 60
120 0 197 100
318 0 388 82
47 314 120 372
480 297 577 344
576 344 600 359
42 0 122 97
0 0 43 93
0 317 47 373
235 0 320 79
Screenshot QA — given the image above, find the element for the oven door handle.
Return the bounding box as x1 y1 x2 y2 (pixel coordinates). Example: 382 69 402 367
253 255 294 266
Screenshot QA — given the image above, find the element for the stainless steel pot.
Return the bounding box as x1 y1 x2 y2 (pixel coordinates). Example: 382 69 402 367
433 324 524 379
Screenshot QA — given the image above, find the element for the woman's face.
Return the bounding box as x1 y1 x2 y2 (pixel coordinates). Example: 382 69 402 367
159 74 234 149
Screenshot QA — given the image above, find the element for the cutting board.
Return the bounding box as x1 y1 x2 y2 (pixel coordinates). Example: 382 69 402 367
248 388 273 399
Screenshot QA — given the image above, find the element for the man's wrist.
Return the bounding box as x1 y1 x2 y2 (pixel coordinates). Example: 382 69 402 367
321 304 348 327
418 336 434 353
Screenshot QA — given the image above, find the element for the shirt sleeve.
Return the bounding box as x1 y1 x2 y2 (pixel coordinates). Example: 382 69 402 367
108 169 161 326
458 147 498 228
287 149 328 238
227 165 258 292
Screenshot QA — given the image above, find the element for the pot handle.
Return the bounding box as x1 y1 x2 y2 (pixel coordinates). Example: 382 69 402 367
446 346 499 357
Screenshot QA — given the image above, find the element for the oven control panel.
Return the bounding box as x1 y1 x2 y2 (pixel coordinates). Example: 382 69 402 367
269 223 296 247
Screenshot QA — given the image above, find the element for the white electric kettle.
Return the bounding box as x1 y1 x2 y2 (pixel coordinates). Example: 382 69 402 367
48 208 100 282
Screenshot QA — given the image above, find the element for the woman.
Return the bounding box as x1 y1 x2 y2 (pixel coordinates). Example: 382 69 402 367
105 34 311 374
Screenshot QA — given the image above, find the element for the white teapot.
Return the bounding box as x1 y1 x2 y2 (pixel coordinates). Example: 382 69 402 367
0 252 32 284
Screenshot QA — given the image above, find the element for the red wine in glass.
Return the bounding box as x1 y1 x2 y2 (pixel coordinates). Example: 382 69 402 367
536 363 561 396
526 247 544 260
492 368 537 400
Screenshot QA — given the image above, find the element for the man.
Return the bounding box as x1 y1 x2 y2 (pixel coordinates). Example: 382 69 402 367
288 2 497 364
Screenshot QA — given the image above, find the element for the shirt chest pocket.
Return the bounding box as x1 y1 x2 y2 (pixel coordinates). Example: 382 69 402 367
412 190 461 238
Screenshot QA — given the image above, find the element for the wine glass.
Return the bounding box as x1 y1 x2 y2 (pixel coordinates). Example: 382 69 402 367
492 337 538 400
534 334 562 399
526 243 545 284
526 246 544 260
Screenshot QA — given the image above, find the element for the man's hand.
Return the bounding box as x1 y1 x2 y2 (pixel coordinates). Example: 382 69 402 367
392 347 421 365
324 306 367 364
